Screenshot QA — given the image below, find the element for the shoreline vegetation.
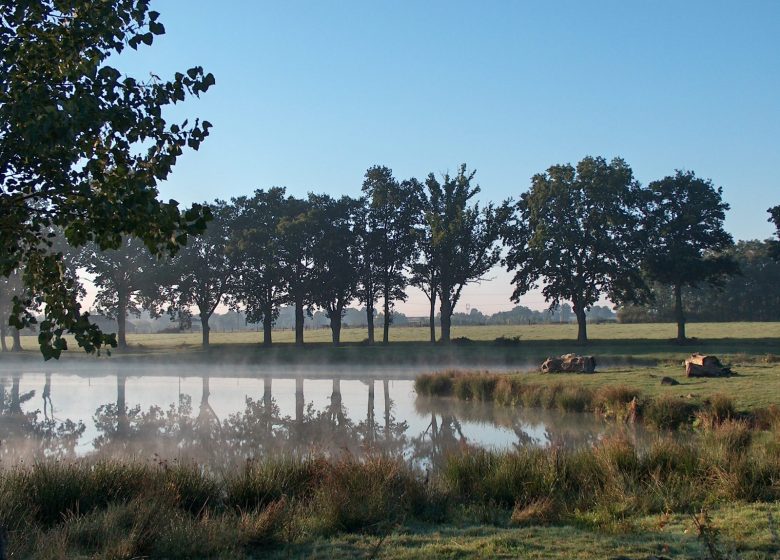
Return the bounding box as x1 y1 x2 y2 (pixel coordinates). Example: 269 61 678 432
1 423 778 559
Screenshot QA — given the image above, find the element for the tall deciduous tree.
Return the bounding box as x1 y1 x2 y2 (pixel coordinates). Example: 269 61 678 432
643 170 738 340
361 166 421 344
504 156 647 343
231 188 290 346
155 201 237 347
354 202 381 343
422 165 509 342
0 1 214 358
80 237 157 348
410 222 439 343
278 197 316 345
310 194 361 346
769 205 780 261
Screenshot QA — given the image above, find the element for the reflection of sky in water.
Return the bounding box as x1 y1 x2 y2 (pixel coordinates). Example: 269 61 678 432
0 368 638 464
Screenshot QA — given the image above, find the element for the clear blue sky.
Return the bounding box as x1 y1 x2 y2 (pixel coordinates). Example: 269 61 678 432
115 0 780 314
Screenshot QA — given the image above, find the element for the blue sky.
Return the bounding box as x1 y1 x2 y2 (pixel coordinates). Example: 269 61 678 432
115 1 780 314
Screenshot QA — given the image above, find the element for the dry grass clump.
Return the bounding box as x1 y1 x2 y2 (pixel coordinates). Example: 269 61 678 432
510 497 558 526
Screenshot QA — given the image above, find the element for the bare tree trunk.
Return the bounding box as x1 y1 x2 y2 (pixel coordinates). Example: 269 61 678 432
366 301 375 344
200 313 210 347
674 283 686 341
10 326 21 352
439 292 452 342
574 304 588 344
330 309 342 346
0 324 7 352
294 297 305 345
382 288 391 344
117 291 128 349
262 304 273 346
428 291 437 343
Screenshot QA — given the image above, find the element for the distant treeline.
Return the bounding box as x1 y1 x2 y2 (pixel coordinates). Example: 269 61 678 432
112 303 617 335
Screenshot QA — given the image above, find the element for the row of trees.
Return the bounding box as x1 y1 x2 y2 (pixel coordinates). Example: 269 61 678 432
76 165 507 348
58 161 780 348
4 157 778 351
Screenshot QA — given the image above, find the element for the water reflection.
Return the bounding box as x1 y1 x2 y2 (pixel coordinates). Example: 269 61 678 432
0 375 85 462
0 371 643 469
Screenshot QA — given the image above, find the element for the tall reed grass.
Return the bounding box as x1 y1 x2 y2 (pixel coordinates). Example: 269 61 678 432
1 426 777 558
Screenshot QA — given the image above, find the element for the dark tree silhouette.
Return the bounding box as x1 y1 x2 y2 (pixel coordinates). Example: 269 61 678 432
769 205 780 261
155 201 238 347
0 1 214 358
643 171 738 341
360 167 422 344
504 156 647 343
278 197 316 345
231 188 291 346
80 238 158 348
310 194 362 346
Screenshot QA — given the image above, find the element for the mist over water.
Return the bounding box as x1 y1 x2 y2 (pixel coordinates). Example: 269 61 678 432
0 364 647 468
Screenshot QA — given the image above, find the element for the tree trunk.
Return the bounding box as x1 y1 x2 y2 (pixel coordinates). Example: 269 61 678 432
294 297 305 345
200 313 210 347
382 289 391 344
428 291 437 343
366 302 375 344
574 304 588 344
117 291 127 349
330 309 342 346
674 283 686 341
0 324 7 352
383 379 390 438
10 327 21 352
262 305 273 346
439 292 452 343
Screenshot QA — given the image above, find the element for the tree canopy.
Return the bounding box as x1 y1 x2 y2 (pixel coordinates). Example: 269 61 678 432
769 205 780 261
0 0 214 358
503 156 646 343
643 171 738 340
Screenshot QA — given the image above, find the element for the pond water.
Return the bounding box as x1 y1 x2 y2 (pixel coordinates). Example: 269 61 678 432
0 365 646 468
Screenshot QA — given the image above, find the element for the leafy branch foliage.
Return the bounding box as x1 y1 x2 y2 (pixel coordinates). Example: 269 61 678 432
0 0 214 358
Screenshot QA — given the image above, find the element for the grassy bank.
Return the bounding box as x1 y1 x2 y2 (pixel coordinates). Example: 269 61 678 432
416 358 780 414
3 322 780 368
1 425 779 559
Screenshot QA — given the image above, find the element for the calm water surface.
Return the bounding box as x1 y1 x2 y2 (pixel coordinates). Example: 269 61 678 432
0 365 646 468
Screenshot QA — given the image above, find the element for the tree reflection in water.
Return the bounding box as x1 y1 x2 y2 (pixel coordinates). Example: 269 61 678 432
0 373 638 468
0 375 85 461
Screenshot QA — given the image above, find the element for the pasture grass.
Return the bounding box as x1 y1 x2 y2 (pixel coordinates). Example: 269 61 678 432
2 428 779 559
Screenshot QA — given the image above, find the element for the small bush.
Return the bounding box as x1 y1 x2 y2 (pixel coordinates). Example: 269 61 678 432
644 396 699 430
510 497 557 526
707 394 736 425
554 385 593 413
